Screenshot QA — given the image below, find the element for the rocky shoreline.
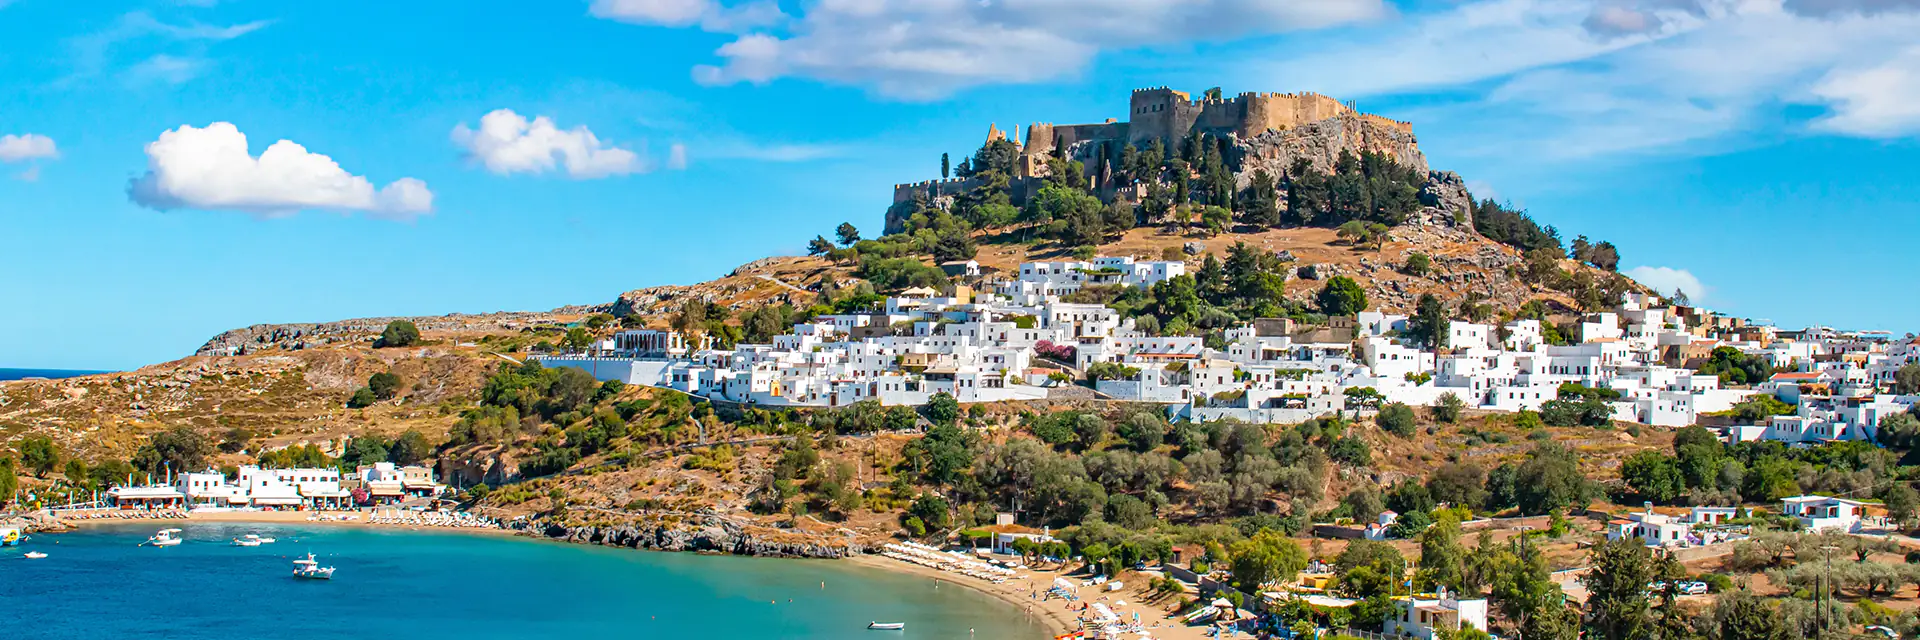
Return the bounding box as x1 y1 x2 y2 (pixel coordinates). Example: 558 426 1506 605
518 516 862 559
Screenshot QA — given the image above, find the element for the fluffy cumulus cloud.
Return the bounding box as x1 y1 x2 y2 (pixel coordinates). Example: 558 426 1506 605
0 133 58 162
597 0 1386 99
127 123 433 220
451 109 644 179
1625 266 1709 301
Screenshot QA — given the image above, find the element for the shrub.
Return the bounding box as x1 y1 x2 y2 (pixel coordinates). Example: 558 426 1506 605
376 320 421 348
368 372 402 400
1403 252 1431 276
1377 402 1417 437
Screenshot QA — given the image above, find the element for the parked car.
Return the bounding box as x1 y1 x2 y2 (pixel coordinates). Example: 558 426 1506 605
1677 581 1708 595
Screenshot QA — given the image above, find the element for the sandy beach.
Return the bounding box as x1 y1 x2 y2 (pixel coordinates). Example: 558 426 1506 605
847 554 1231 640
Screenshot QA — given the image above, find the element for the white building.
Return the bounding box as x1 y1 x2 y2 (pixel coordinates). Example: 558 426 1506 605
1384 591 1489 640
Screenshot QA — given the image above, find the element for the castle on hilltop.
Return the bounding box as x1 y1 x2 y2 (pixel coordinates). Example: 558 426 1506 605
892 86 1419 213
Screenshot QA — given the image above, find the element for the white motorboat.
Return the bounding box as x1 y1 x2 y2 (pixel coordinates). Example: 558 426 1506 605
24 551 48 559
867 622 906 630
232 537 261 547
291 553 335 580
143 529 183 547
247 534 276 544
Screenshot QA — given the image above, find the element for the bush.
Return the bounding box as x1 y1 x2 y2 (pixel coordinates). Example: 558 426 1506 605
368 372 402 400
1403 252 1431 276
1377 403 1417 437
347 387 377 409
376 320 421 348
1433 392 1464 423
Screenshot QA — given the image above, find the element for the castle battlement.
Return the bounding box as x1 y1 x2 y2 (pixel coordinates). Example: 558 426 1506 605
892 177 971 189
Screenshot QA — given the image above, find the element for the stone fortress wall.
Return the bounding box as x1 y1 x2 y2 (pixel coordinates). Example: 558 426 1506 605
1127 86 1412 144
892 86 1417 206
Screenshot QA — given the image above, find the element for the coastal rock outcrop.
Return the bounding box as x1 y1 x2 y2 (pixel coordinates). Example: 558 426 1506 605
521 516 861 559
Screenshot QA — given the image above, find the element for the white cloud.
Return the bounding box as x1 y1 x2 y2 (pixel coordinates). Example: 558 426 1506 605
451 109 644 179
606 0 1386 99
0 133 58 162
64 11 270 86
667 143 688 170
587 0 782 31
1261 0 1920 163
127 122 434 220
1626 266 1709 301
16 166 41 182
1807 45 1920 136
125 54 203 85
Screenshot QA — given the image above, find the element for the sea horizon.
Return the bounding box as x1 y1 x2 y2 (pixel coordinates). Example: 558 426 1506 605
0 368 111 382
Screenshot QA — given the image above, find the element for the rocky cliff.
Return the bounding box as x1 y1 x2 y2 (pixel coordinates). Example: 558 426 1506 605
523 515 861 559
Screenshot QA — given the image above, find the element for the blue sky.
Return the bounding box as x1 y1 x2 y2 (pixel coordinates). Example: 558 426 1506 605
2 0 1916 371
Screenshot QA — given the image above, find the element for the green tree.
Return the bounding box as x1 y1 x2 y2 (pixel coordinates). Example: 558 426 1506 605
806 235 834 256
1581 537 1655 640
1200 205 1232 237
1417 515 1468 593
1514 443 1594 515
1229 529 1308 592
1316 276 1369 316
1378 402 1418 437
131 426 213 477
63 459 89 487
0 457 16 505
347 387 377 409
835 222 861 246
377 319 421 348
1407 293 1451 348
368 371 402 400
925 392 960 427
1896 363 1920 395
941 152 950 179
389 429 431 466
19 435 58 477
560 327 593 352
1621 450 1685 504
1713 588 1786 640
1493 538 1579 640
1434 392 1466 424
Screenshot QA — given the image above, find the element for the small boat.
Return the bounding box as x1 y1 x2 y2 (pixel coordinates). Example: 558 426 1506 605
867 622 906 630
232 537 261 547
291 553 335 580
1 527 22 547
143 529 184 547
248 534 276 544
24 551 48 559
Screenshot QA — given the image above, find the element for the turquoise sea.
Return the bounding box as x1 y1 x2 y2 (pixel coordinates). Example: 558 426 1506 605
2 522 1049 640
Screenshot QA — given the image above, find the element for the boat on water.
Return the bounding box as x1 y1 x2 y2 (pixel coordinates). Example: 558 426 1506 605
247 534 276 544
291 553 334 580
143 529 183 547
1 526 23 547
867 622 906 631
24 551 48 559
231 537 261 547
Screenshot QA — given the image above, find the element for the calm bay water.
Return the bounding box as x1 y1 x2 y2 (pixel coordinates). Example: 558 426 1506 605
2 522 1048 640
